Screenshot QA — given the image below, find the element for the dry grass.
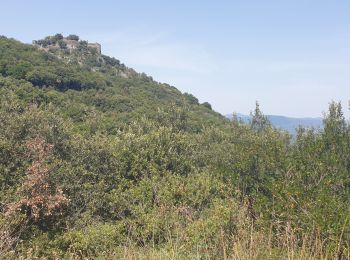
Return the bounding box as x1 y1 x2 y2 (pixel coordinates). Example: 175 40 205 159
7 224 347 260
1 203 348 260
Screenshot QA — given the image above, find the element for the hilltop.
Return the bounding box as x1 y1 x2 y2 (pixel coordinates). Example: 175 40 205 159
0 34 224 133
33 34 101 54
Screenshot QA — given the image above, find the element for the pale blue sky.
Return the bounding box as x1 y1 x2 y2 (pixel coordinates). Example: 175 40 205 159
1 1 350 117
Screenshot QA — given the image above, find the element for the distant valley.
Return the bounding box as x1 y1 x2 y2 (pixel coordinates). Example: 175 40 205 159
226 113 323 134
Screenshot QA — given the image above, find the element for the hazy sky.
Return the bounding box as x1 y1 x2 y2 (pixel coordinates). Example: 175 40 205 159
1 1 350 117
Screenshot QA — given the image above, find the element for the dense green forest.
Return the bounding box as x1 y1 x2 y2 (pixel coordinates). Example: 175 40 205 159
0 35 349 259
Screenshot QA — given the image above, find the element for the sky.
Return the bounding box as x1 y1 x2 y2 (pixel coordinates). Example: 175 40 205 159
1 0 350 117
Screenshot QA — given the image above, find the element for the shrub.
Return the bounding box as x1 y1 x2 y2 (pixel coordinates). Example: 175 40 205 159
202 102 212 110
66 34 79 41
6 137 69 227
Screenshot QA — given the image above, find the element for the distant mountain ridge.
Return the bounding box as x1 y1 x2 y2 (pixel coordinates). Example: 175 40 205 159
226 113 323 134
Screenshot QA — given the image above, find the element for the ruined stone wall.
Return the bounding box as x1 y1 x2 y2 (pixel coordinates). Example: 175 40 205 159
87 43 101 54
32 36 101 55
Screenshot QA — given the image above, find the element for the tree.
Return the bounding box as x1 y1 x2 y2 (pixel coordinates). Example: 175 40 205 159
155 103 189 132
6 137 69 227
66 34 79 41
58 40 67 49
323 101 347 151
53 33 63 41
202 102 212 110
231 113 244 128
250 101 270 132
184 92 199 105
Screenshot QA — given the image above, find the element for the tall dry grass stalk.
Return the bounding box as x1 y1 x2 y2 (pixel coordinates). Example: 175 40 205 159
229 220 349 260
0 214 28 260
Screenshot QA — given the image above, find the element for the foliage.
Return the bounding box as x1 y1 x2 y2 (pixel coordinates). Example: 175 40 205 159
66 34 79 41
250 101 271 132
6 137 68 226
0 35 349 258
202 101 212 110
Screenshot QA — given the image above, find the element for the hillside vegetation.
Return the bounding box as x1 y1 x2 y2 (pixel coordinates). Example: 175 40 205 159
0 35 349 259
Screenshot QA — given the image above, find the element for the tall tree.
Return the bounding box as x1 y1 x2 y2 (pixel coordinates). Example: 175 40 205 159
250 101 270 133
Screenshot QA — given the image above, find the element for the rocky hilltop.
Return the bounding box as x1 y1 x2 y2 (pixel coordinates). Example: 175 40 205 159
33 33 101 54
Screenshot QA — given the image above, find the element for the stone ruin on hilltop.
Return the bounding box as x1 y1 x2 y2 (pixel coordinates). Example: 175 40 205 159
32 34 101 54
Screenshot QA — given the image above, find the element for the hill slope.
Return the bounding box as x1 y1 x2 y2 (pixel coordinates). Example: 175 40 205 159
0 35 225 134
